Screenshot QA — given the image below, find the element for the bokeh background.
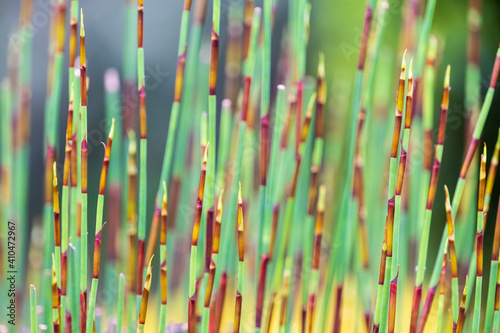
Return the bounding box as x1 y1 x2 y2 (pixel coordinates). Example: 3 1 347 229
1 0 500 329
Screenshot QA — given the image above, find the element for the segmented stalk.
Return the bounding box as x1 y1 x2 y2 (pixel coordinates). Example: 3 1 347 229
234 184 244 333
137 257 153 333
472 147 486 332
413 65 451 333
86 120 115 333
445 185 459 328
485 196 500 332
417 44 500 332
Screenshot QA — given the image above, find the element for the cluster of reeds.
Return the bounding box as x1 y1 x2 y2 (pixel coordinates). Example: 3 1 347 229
2 0 500 332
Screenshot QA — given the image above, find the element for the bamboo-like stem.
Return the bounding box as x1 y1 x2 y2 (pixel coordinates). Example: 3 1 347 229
472 146 486 332
137 257 153 333
484 129 500 214
300 54 326 329
136 3 148 316
374 53 406 333
234 183 244 333
436 248 447 333
149 0 193 260
445 185 459 329
413 65 451 333
79 12 88 332
126 131 138 333
456 276 468 333
485 196 500 332
306 186 325 333
158 182 168 333
61 87 75 333
417 36 438 240
86 120 115 333
388 59 414 333
52 254 61 333
417 45 500 332
201 206 215 332
188 144 208 333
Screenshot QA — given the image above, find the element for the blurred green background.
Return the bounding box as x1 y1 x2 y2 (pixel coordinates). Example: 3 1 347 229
0 0 500 285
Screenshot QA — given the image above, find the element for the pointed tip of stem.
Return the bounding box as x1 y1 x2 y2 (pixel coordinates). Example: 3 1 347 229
203 142 209 163
53 162 58 186
162 181 167 205
109 118 115 139
444 65 451 89
80 9 84 37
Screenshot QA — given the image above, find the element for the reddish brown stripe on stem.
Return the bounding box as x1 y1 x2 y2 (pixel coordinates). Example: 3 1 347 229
234 291 242 332
81 140 87 193
80 66 87 106
477 231 484 276
390 115 402 158
332 285 343 333
461 138 480 178
184 0 193 10
174 50 187 102
490 47 500 88
426 158 441 209
415 286 437 333
139 85 146 139
69 19 77 67
423 130 433 171
388 274 399 333
204 260 216 307
357 6 373 70
209 30 219 95
492 198 500 260
80 292 86 333
255 255 269 329
145 209 160 265
188 295 196 333
386 197 395 256
161 260 167 305
63 143 71 186
45 146 55 203
92 227 104 279
260 114 269 186
269 205 279 258
241 76 251 122
205 207 214 271
56 3 66 53
193 0 207 24
494 282 500 311
137 239 145 295
137 5 143 48
215 272 227 331
61 252 68 294
409 285 422 333
395 150 407 196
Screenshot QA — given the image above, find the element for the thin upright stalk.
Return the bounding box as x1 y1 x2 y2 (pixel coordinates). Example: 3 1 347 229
484 129 500 214
445 185 459 330
79 12 88 333
484 197 500 333
456 277 468 333
52 254 61 333
201 207 215 331
136 0 148 316
413 65 452 333
86 121 115 333
472 147 486 332
188 145 208 333
373 53 406 333
234 184 244 333
306 186 325 333
137 257 153 333
158 182 168 333
388 59 414 333
417 44 500 332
